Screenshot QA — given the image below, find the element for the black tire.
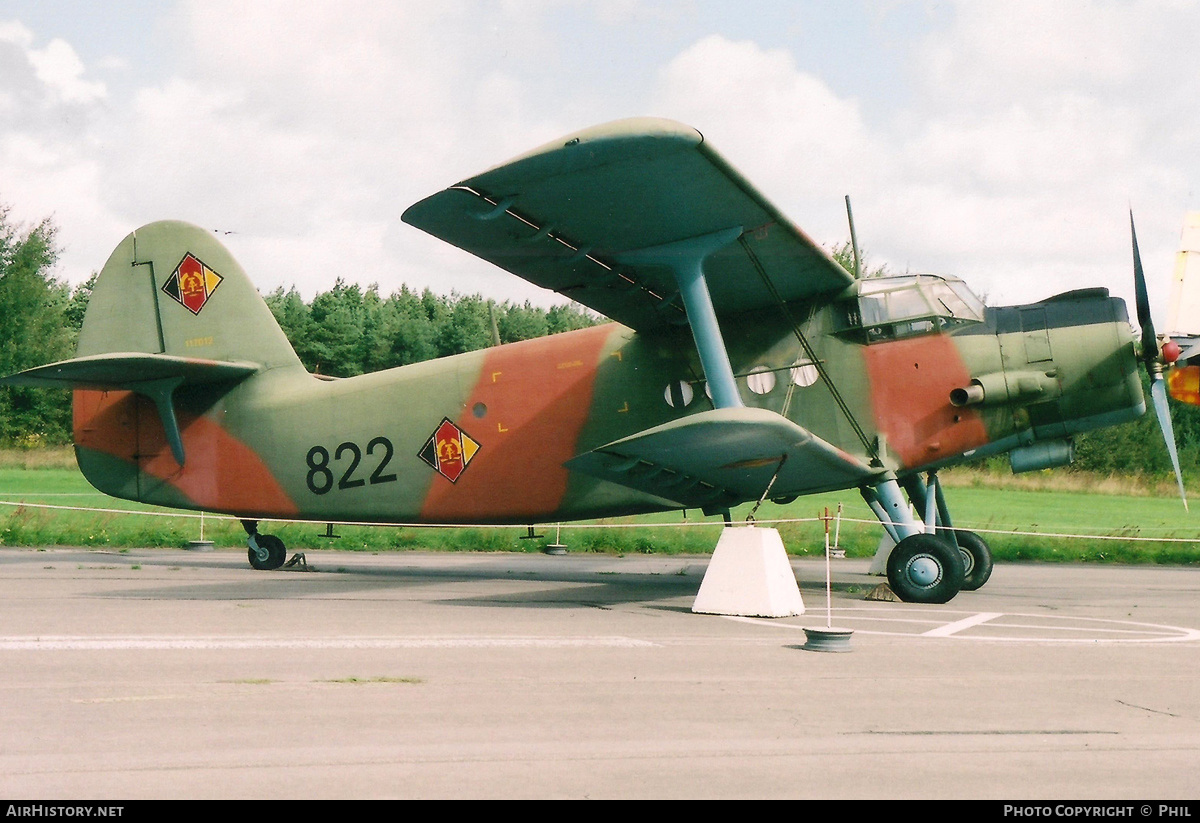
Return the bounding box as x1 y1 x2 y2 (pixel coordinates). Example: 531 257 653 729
248 534 286 570
954 530 993 591
886 533 965 604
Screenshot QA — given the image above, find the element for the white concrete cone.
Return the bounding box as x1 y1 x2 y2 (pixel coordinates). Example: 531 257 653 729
692 526 804 617
869 530 895 575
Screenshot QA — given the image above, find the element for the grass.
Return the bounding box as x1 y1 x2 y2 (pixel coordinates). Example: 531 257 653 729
0 452 1197 564
0 447 78 470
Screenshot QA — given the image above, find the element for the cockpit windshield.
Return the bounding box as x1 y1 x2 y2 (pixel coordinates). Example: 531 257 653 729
841 274 986 342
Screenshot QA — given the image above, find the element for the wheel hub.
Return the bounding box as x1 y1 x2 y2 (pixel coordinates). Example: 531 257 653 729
250 537 269 563
906 555 942 587
959 548 975 575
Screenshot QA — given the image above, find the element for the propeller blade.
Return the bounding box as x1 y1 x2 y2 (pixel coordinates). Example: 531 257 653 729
1151 375 1189 510
1131 211 1159 363
1132 213 1188 508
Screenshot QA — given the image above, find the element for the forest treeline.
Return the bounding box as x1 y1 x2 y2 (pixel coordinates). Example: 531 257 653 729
1 210 1198 484
263 281 596 378
0 209 595 444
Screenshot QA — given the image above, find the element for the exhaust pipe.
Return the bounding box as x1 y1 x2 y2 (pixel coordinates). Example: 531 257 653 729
950 370 1059 408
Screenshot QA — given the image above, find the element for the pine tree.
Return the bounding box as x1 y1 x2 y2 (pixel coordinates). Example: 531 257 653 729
0 209 73 445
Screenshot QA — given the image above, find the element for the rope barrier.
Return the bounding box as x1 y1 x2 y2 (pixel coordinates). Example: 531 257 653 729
3 496 1200 545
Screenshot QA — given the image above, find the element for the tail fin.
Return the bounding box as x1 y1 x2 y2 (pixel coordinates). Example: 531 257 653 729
78 220 302 370
3 221 303 467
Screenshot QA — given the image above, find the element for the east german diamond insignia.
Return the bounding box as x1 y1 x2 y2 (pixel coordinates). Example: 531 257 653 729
418 418 480 483
162 253 223 315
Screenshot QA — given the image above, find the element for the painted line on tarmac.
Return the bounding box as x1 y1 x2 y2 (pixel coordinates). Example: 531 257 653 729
731 610 1200 643
0 635 658 650
921 612 1004 637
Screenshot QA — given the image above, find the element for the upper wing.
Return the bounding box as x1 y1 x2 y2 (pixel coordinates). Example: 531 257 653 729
402 118 853 331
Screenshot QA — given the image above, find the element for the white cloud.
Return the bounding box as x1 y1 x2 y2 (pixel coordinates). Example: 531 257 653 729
653 35 879 190
3 0 1199 319
636 5 1200 317
0 19 116 281
649 34 885 250
0 20 106 120
27 37 106 104
0 2 569 302
916 0 1134 108
101 0 577 302
893 0 1200 309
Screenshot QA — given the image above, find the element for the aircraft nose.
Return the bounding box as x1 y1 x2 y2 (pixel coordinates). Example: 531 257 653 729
981 292 1144 453
1037 294 1144 435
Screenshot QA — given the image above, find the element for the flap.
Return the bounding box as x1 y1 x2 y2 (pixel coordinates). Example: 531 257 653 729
402 118 854 332
565 407 878 511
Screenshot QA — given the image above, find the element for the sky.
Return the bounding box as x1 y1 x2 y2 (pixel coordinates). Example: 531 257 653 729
3 0 1200 322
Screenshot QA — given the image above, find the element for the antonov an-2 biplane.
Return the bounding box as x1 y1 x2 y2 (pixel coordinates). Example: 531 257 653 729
3 118 1180 604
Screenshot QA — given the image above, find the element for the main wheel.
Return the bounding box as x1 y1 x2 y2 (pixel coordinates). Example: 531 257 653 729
248 533 287 570
886 533 965 604
954 530 993 591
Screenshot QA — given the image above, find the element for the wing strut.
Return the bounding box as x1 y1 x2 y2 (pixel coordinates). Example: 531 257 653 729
618 227 744 409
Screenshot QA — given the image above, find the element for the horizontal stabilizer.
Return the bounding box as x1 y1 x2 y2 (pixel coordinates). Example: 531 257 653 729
565 408 878 512
2 353 259 466
0 352 259 390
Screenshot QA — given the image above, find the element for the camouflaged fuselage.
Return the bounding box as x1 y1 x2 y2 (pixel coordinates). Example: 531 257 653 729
71 285 1143 525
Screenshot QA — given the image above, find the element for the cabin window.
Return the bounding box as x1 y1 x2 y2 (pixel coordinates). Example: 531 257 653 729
664 381 695 408
745 367 776 395
790 361 819 387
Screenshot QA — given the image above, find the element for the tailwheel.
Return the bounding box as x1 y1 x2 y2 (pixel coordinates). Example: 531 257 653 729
954 530 993 591
886 533 965 604
248 533 287 571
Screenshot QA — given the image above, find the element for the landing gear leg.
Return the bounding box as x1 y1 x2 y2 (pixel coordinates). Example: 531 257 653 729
902 471 993 591
241 519 287 571
861 474 966 603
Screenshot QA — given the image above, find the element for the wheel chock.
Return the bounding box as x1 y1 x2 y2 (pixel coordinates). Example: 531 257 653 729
865 582 900 602
282 552 311 571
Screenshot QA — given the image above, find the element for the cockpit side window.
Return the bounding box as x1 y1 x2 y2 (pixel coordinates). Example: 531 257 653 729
839 275 985 342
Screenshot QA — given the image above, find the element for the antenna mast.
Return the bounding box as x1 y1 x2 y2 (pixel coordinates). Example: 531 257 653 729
845 195 862 279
